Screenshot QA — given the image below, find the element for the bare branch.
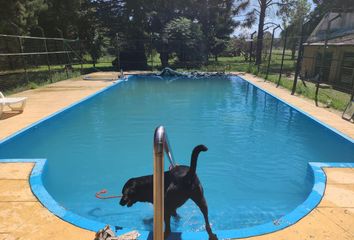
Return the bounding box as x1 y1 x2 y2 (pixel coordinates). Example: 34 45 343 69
266 0 273 5
241 9 257 28
234 0 251 15
267 2 287 7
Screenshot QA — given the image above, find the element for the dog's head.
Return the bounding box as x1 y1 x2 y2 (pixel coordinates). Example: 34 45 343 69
119 178 138 207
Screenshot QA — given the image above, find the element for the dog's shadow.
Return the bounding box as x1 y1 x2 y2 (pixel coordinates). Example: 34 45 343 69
147 232 183 240
143 215 181 230
144 216 183 240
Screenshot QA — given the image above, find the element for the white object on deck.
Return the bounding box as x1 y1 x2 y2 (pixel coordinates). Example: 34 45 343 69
0 92 27 117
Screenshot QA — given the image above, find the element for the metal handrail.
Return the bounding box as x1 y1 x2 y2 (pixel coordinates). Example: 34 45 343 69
153 126 175 240
154 126 176 168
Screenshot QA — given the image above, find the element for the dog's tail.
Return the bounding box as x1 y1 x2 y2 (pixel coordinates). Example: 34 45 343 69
188 144 208 176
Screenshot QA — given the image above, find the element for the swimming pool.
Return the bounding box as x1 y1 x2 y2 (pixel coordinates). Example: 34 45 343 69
0 75 353 239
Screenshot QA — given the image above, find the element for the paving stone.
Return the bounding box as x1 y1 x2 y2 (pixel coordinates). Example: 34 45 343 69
0 163 33 180
325 168 354 185
0 180 37 202
317 207 354 236
319 184 354 208
0 202 93 240
245 208 353 240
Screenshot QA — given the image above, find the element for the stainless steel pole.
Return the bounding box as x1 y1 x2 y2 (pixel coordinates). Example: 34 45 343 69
153 126 164 240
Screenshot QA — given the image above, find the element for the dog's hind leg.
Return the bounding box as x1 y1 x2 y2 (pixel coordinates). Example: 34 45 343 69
191 194 218 240
164 210 172 239
171 209 180 219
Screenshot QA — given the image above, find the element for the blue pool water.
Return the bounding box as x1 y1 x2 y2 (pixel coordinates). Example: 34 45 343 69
0 75 353 232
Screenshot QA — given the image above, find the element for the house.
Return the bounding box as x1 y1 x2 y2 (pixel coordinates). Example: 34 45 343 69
301 12 354 92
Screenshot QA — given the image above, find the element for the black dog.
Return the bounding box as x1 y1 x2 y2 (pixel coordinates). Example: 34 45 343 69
120 145 217 240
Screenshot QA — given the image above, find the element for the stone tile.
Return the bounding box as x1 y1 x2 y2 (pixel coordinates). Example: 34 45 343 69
0 180 37 202
319 184 354 208
317 207 354 236
325 169 354 185
0 233 16 240
245 209 353 240
0 202 93 240
0 163 34 180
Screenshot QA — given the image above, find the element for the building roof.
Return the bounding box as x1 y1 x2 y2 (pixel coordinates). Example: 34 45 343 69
304 33 354 46
305 12 354 46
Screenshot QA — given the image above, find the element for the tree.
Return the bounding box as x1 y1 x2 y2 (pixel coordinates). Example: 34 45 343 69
38 0 81 38
77 0 106 67
278 0 310 59
147 0 236 66
163 17 205 66
97 0 150 69
0 0 246 70
224 34 250 60
210 38 227 61
236 0 293 65
202 0 237 61
0 0 47 34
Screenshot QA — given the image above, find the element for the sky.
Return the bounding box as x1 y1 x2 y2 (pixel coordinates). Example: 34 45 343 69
232 0 316 37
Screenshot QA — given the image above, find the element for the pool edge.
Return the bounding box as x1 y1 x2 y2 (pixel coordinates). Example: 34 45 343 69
0 74 353 239
0 159 352 239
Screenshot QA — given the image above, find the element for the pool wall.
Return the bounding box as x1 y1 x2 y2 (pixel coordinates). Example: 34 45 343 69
1 158 352 240
0 74 353 240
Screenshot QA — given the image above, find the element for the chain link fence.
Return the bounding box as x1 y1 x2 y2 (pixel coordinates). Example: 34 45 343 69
0 34 86 92
0 31 353 118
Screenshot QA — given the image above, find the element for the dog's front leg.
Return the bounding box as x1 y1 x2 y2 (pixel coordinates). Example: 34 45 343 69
164 211 172 239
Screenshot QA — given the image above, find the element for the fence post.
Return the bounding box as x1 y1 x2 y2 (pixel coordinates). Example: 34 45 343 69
291 22 306 95
63 38 69 78
41 37 52 82
265 26 280 80
17 36 29 84
78 37 84 73
35 26 52 82
277 28 288 87
314 13 341 105
56 28 69 78
54 40 61 67
150 33 154 71
64 39 72 78
248 31 256 67
116 33 120 71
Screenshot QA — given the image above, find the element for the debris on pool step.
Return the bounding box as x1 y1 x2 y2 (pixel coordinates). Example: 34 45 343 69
95 225 140 240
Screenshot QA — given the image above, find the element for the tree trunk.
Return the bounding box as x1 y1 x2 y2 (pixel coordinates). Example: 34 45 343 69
255 0 267 66
214 55 218 62
160 51 169 68
291 43 296 60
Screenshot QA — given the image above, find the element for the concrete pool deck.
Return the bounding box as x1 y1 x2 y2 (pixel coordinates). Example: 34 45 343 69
0 72 353 239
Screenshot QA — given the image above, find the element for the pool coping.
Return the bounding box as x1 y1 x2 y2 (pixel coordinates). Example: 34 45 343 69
0 74 353 239
0 158 352 240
